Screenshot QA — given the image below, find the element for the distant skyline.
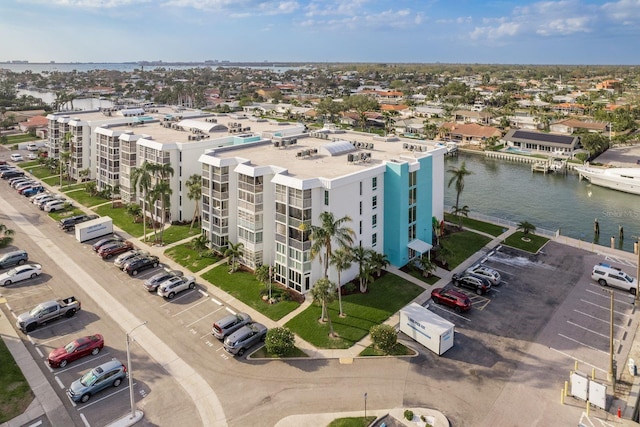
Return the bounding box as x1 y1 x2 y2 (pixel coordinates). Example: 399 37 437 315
1 0 639 65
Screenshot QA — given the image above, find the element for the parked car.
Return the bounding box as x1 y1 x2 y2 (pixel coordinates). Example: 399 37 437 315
0 263 42 286
465 264 501 286
31 192 52 204
451 272 492 295
1 170 24 179
47 334 104 368
9 178 31 188
212 312 252 340
223 322 268 356
157 275 196 299
431 288 472 312
92 235 122 252
143 268 183 292
26 143 38 151
123 255 159 276
27 153 38 160
13 180 36 190
22 185 44 197
66 358 127 403
98 241 133 259
591 263 637 294
35 195 64 208
114 249 149 269
10 153 23 162
0 250 28 269
44 200 67 212
59 214 99 232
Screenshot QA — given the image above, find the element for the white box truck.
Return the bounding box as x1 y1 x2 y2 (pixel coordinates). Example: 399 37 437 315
75 216 113 243
399 302 455 355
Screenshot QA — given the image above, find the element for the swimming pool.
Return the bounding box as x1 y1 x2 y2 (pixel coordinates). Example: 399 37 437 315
504 147 532 155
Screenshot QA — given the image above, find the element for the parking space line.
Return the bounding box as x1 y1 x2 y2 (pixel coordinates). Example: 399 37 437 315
566 320 617 342
579 299 632 317
558 333 608 354
54 376 65 389
548 347 607 374
39 333 75 345
573 310 624 329
27 420 42 427
30 317 76 332
75 383 135 410
160 289 198 307
27 335 35 345
54 352 111 374
35 346 43 358
198 289 209 297
43 360 54 373
185 306 225 328
429 304 471 322
171 295 212 317
79 413 91 427
211 297 222 306
585 286 636 306
225 307 236 315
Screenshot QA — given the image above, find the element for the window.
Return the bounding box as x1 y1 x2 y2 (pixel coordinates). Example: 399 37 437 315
372 233 377 247
359 221 362 235
372 176 377 190
359 201 362 215
409 171 417 187
372 195 377 210
372 214 377 228
408 224 416 240
324 190 329 206
359 181 363 196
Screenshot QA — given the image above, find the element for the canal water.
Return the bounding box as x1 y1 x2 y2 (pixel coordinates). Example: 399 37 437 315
444 152 640 254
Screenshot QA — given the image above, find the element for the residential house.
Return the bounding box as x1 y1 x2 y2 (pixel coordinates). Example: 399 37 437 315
440 122 502 146
502 129 580 155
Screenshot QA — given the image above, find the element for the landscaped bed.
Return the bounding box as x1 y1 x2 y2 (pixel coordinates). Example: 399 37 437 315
164 241 220 273
0 338 33 423
286 273 424 349
439 230 492 269
503 231 549 253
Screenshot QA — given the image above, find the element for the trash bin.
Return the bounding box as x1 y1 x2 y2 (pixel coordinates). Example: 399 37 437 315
628 359 636 376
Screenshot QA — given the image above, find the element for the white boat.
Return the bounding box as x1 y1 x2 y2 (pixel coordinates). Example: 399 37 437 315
575 166 640 195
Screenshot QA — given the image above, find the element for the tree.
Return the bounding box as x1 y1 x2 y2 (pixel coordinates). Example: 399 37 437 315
447 161 473 218
0 223 14 249
330 247 352 317
417 254 436 277
351 246 374 293
185 174 202 231
190 234 210 258
308 212 355 279
224 242 244 272
517 221 536 236
125 203 142 223
369 252 389 278
311 277 337 337
265 327 295 356
150 180 172 243
255 264 273 301
85 181 97 196
451 205 470 230
59 131 72 187
370 324 398 355
131 162 154 241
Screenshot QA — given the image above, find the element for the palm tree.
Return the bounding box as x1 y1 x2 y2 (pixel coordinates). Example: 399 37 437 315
190 234 210 258
59 132 72 187
311 278 337 337
330 247 352 317
131 162 154 241
308 212 355 279
151 181 172 243
255 264 272 301
369 252 389 278
351 246 374 293
517 221 536 236
447 161 473 217
451 205 470 230
417 254 436 277
185 174 202 231
0 223 15 249
126 203 142 223
224 242 244 272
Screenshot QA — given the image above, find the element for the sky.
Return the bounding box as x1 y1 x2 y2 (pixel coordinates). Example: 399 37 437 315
1 0 639 65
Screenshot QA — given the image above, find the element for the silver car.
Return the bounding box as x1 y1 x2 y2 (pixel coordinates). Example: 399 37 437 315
212 312 252 340
143 268 183 292
114 249 149 269
465 264 501 286
223 322 267 356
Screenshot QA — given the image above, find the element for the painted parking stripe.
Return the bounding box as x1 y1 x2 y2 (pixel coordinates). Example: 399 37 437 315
79 413 91 427
75 382 135 410
198 289 209 297
171 294 213 317
580 299 632 318
566 320 617 341
547 347 607 374
55 376 65 389
27 420 42 427
35 346 43 358
585 285 636 305
428 303 471 322
211 297 222 306
186 306 225 328
573 310 624 329
558 333 608 354
54 352 111 374
225 307 236 315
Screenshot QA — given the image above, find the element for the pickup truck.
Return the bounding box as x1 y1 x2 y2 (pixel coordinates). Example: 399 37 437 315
16 296 81 333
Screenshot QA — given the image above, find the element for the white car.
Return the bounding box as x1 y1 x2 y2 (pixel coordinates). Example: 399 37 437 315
465 264 501 286
44 200 67 212
592 263 637 294
10 153 24 162
157 275 196 299
26 143 38 151
27 152 38 160
0 263 42 286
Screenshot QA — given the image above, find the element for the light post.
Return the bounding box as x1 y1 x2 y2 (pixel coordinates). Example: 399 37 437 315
634 235 640 303
127 321 147 421
603 289 615 386
364 392 367 422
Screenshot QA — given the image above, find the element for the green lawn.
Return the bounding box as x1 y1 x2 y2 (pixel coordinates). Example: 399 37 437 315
327 417 377 427
503 231 549 253
201 265 300 321
444 213 505 237
48 207 86 222
441 230 492 269
93 205 145 237
251 346 309 358
3 134 38 144
63 189 110 208
402 265 440 285
164 242 220 273
158 224 201 245
42 175 75 187
359 342 414 356
0 338 33 423
285 274 424 349
21 165 56 180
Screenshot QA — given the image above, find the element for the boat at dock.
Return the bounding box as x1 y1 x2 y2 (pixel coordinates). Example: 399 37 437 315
575 166 640 195
531 158 568 174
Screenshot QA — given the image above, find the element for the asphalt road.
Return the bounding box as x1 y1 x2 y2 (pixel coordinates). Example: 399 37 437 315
2 171 639 427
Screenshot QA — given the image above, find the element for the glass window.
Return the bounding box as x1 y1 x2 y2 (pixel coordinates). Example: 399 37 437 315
372 177 377 190
372 214 377 228
359 181 362 196
324 190 329 206
359 201 362 215
372 233 377 247
372 195 377 210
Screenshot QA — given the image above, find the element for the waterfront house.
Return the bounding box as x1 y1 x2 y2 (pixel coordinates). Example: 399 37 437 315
502 129 580 155
440 122 502 146
549 119 608 135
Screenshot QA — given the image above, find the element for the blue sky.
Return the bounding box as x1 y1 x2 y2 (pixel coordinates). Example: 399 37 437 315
1 0 639 64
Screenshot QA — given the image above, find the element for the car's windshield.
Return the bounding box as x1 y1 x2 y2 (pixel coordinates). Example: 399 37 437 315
80 370 98 387
623 274 633 283
64 342 77 353
29 304 45 316
7 268 17 277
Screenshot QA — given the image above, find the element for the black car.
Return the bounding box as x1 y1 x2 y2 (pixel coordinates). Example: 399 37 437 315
451 272 492 295
59 214 99 231
124 255 159 276
1 170 25 179
92 235 122 252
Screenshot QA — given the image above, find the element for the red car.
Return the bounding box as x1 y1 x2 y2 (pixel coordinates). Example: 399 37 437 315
47 334 104 368
98 241 133 259
431 288 472 313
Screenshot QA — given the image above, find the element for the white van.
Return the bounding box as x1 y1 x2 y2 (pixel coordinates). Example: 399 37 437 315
591 263 637 294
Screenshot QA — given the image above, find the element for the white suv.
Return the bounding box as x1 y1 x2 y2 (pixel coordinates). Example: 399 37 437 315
157 275 196 299
591 263 637 294
466 264 501 286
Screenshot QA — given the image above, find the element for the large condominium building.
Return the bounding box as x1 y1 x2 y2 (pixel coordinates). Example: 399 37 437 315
199 129 445 294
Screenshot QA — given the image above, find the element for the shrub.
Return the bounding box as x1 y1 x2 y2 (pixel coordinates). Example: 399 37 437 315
265 327 295 356
369 324 397 355
404 409 414 421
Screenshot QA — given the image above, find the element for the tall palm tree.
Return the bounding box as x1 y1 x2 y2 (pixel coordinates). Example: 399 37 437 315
0 223 15 249
351 246 374 293
447 161 473 215
185 174 202 231
311 277 337 337
369 252 389 278
131 162 153 241
151 181 172 243
308 212 355 279
224 242 244 272
59 132 72 187
330 247 352 317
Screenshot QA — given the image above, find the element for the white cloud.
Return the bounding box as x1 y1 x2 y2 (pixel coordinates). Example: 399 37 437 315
469 22 520 41
28 0 149 6
601 0 640 25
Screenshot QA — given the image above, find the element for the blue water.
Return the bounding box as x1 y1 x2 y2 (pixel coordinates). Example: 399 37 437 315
444 152 640 253
504 147 532 155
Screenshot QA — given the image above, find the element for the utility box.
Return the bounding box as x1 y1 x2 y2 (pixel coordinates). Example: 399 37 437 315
75 216 113 243
399 302 455 355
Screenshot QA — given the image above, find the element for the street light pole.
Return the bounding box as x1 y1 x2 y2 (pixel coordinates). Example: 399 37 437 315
127 321 147 420
364 392 367 422
604 289 615 385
